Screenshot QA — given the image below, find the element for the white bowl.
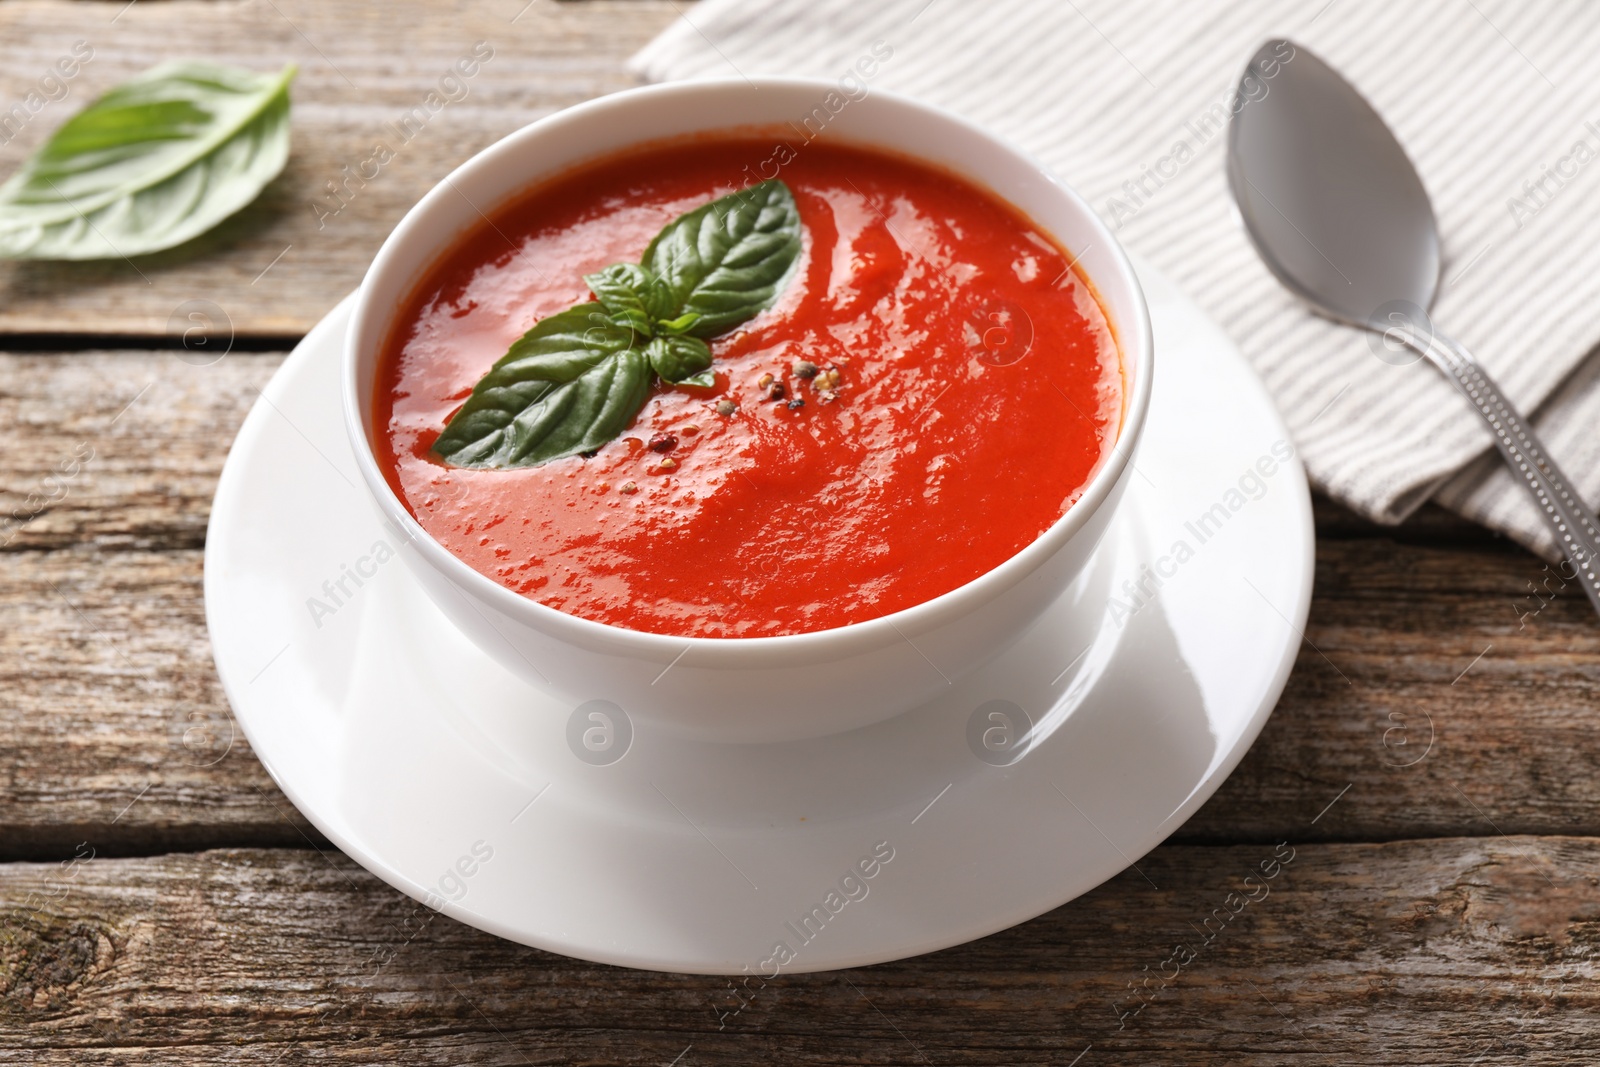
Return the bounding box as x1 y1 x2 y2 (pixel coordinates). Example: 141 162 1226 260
344 78 1154 744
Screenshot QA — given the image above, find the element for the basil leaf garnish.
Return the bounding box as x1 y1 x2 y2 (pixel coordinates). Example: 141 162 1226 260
643 179 802 337
655 311 703 336
432 179 803 470
0 62 296 260
584 263 674 335
646 334 713 384
431 305 651 469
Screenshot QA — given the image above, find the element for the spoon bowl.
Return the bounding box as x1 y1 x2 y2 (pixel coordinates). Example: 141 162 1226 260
1228 41 1440 326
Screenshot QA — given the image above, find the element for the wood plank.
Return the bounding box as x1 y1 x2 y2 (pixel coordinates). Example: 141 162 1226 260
0 351 283 553
0 341 1512 556
3 353 1596 855
0 340 1514 554
0 546 323 860
4 507 1598 853
1183 530 1600 843
0 838 1593 1062
0 0 679 336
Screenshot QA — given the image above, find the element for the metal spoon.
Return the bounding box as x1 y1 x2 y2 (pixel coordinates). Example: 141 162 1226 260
1227 38 1600 618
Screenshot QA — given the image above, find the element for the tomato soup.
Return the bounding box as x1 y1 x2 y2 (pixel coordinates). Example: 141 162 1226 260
375 138 1121 637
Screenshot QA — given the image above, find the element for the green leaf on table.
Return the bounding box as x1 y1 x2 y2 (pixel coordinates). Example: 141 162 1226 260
643 178 802 337
430 304 652 469
0 61 296 260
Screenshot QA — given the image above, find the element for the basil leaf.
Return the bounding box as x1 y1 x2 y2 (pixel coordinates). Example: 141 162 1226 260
0 61 296 260
655 311 703 336
646 334 713 384
583 263 673 336
643 179 802 337
431 304 651 469
434 180 806 470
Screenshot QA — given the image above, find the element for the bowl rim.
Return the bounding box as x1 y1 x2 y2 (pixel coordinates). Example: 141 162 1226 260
343 75 1155 657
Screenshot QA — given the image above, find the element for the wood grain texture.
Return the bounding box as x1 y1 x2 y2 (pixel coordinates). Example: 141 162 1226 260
0 351 283 552
0 839 1594 1064
0 351 324 857
0 0 679 336
1 348 1597 858
5 528 1588 852
0 545 323 860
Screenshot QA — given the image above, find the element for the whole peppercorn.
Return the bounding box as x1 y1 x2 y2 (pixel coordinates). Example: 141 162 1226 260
768 382 787 401
715 399 737 416
648 432 678 453
793 360 818 379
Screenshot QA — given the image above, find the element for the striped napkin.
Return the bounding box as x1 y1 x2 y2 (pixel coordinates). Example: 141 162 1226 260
632 0 1600 562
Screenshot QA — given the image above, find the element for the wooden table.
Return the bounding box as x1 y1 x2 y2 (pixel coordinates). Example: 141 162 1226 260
2 2 1596 1062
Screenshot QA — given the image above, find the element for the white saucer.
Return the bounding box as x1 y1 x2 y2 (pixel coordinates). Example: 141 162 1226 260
205 260 1313 975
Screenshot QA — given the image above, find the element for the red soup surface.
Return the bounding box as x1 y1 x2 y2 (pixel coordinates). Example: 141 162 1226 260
376 137 1122 638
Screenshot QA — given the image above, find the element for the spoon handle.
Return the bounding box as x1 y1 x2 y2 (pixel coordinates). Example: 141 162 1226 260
1419 331 1600 618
